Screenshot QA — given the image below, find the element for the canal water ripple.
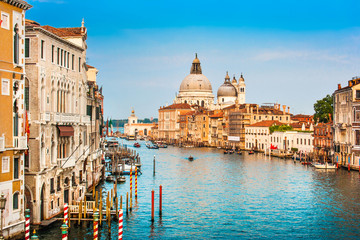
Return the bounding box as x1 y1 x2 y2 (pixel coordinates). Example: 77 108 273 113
39 140 360 239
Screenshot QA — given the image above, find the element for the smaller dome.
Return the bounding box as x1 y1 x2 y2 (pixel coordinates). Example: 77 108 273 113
217 72 237 97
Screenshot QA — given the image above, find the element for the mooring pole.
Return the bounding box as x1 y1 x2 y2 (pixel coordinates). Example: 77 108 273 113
159 185 162 216
153 155 156 176
151 189 155 222
25 209 30 240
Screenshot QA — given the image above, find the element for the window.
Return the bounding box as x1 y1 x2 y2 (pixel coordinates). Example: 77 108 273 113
50 178 55 193
67 52 69 68
13 113 18 137
86 105 92 120
25 38 30 58
13 192 19 210
71 54 74 70
51 45 54 63
41 40 45 59
1 12 9 29
2 156 10 173
13 157 19 179
1 79 10 95
78 57 81 72
57 48 60 64
25 79 29 111
356 90 360 99
13 24 19 64
61 49 63 66
64 51 66 67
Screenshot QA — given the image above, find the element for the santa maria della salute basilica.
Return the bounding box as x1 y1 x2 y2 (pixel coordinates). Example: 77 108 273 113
173 54 246 109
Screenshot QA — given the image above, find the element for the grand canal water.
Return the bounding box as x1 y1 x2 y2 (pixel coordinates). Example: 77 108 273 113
39 139 360 239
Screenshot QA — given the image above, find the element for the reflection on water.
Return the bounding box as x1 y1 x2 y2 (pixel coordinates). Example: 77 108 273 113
38 140 360 239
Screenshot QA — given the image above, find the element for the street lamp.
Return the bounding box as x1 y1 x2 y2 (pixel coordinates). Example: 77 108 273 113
0 193 7 240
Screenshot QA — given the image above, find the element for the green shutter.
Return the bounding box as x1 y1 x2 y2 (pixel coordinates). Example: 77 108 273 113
25 38 30 58
87 105 92 120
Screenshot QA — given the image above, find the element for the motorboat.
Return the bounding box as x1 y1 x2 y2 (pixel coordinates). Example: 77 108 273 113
118 164 139 175
237 151 242 155
146 143 159 149
105 175 115 182
134 142 141 148
188 156 194 161
313 162 337 169
158 143 168 148
224 150 228 154
117 176 126 183
248 151 254 155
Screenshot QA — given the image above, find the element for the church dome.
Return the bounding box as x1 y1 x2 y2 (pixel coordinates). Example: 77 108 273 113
179 54 213 93
217 72 237 97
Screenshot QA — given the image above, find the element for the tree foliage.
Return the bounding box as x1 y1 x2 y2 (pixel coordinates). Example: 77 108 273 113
313 94 333 123
269 125 293 134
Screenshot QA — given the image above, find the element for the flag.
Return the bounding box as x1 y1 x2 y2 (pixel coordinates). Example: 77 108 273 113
24 110 30 155
270 144 277 150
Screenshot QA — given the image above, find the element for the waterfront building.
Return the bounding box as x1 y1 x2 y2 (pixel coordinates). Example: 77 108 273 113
208 111 224 147
0 0 32 238
158 103 192 141
86 64 104 191
333 77 360 169
124 109 154 138
24 19 92 224
228 103 292 149
217 72 238 108
313 122 333 161
245 120 283 152
269 131 313 153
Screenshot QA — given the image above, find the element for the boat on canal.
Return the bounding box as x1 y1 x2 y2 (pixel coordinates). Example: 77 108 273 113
188 156 194 161
313 162 337 169
134 142 141 148
146 143 159 149
105 175 115 182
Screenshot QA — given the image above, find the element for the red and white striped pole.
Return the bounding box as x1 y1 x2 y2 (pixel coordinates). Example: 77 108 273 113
25 209 30 240
118 209 123 240
93 210 99 240
130 166 133 195
135 166 138 199
64 203 69 226
61 221 69 240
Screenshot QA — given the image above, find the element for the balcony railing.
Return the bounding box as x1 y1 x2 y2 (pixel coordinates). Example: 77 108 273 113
13 136 27 150
0 136 5 152
58 156 75 169
52 113 84 124
41 112 51 122
81 115 91 124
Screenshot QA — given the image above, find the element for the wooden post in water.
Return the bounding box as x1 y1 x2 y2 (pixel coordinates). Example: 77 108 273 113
151 189 155 222
111 189 114 209
159 185 162 216
120 195 123 210
95 191 98 209
99 199 103 226
153 155 156 176
78 200 82 225
115 196 118 219
126 192 128 213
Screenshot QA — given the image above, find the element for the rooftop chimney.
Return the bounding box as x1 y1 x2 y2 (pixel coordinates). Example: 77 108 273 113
287 106 290 114
282 105 286 114
338 84 341 90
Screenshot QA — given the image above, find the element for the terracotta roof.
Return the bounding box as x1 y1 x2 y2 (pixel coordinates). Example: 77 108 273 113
182 111 195 116
25 19 40 27
87 64 95 68
2 0 32 10
209 112 224 118
248 120 285 127
160 103 191 110
41 25 84 37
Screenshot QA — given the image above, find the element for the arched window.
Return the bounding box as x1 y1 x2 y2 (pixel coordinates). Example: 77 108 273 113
14 24 19 64
13 192 19 210
201 100 204 107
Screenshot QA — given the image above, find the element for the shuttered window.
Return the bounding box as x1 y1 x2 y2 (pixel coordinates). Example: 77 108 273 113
87 105 92 120
25 38 30 58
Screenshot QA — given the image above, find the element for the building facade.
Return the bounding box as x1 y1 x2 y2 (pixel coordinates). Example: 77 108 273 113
313 122 333 161
24 19 92 223
333 78 360 169
0 0 32 238
124 109 154 137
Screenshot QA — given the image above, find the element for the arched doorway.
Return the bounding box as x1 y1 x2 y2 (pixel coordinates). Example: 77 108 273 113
40 184 45 221
144 129 148 136
64 177 70 204
25 186 33 222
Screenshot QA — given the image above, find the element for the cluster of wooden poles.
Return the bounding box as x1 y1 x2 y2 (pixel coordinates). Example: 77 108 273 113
25 164 163 239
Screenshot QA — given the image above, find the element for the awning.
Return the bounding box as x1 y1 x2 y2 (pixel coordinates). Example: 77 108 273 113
57 125 74 137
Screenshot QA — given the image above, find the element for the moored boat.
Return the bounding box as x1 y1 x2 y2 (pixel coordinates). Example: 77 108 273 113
105 175 115 182
248 151 254 155
313 162 337 169
134 142 141 148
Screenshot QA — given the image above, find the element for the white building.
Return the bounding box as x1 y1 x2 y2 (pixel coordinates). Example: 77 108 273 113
124 109 154 137
270 131 313 153
245 120 283 151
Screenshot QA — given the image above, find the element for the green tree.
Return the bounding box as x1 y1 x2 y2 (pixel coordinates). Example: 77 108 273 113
313 94 333 123
269 124 293 134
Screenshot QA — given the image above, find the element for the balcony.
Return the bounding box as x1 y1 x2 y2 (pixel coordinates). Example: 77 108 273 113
13 136 27 150
52 113 82 124
0 136 5 152
81 115 91 124
58 157 75 169
41 112 51 122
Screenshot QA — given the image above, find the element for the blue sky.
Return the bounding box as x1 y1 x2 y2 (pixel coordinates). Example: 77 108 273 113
26 0 360 119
